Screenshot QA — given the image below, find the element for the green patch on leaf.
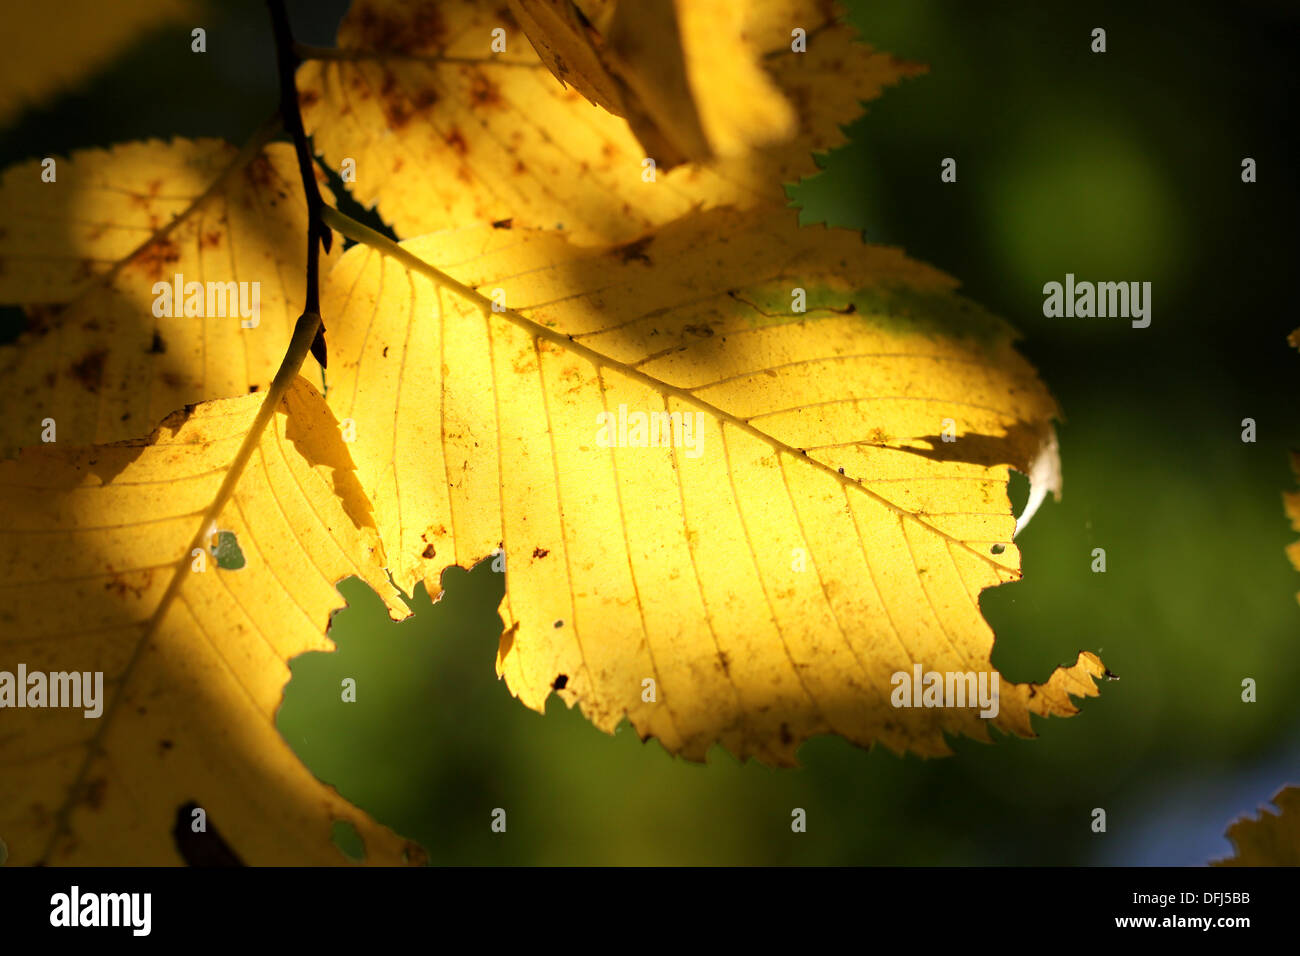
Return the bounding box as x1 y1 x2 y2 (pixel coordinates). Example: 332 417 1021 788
212 530 246 570
733 281 1010 349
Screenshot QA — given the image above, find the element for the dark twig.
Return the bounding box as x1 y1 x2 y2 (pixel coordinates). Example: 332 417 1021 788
267 0 331 367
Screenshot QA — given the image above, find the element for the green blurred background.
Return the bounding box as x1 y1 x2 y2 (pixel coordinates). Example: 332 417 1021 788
3 0 1298 864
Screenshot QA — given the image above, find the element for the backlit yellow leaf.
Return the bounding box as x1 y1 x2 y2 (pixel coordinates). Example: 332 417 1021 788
321 206 1105 764
0 378 413 864
298 0 922 242
506 0 627 116
512 0 797 168
0 139 335 455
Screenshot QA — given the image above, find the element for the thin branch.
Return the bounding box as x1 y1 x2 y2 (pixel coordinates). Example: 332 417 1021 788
267 0 331 366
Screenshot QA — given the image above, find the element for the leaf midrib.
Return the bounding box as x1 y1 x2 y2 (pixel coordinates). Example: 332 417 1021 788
323 208 1020 574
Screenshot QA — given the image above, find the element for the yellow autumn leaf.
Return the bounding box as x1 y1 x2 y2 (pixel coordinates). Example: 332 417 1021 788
0 138 334 456
320 205 1105 764
1213 786 1300 866
506 0 627 116
298 0 922 242
0 0 193 127
511 0 797 168
612 0 798 164
0 376 416 865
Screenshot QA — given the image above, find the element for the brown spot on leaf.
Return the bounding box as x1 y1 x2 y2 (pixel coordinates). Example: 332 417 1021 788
613 236 653 265
298 88 320 110
411 87 438 112
374 74 439 130
532 547 549 559
444 127 469 156
200 230 222 250
421 544 436 559
24 304 59 339
104 567 152 600
492 218 513 230
132 237 181 281
244 154 277 190
69 349 107 392
129 194 149 211
349 0 445 54
383 98 412 131
148 331 166 354
469 72 502 108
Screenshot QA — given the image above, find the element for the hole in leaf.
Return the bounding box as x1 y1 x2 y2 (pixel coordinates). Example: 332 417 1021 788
990 543 1006 555
172 801 244 866
331 820 365 862
210 530 246 570
552 674 568 690
1006 468 1030 517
